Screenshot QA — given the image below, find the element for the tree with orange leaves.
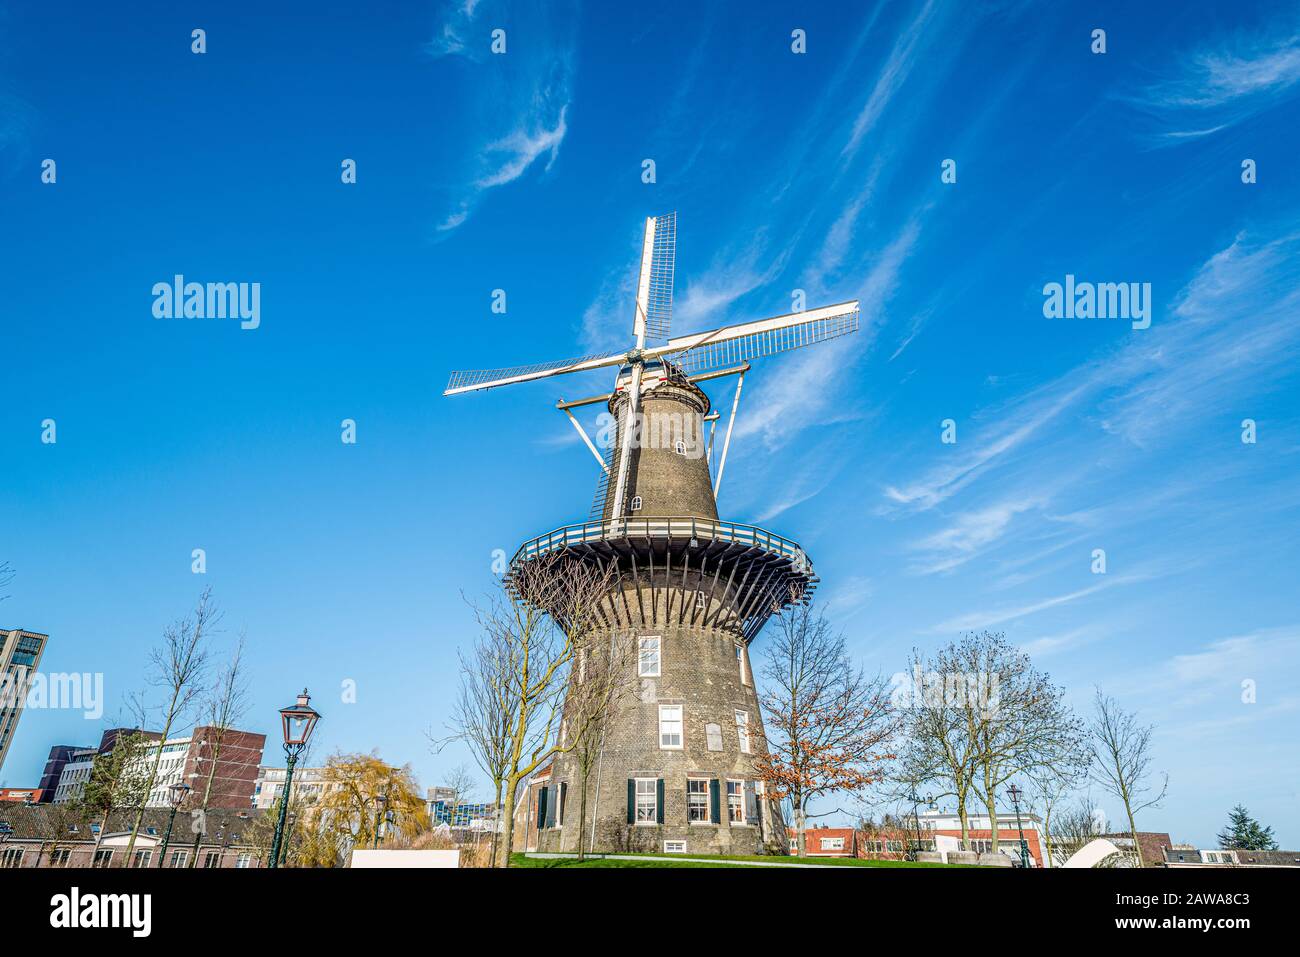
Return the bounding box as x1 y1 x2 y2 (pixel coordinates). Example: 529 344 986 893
753 596 898 857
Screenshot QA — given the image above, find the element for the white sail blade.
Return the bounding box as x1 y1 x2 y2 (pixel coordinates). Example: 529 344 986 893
644 212 676 341
647 300 860 374
444 350 625 396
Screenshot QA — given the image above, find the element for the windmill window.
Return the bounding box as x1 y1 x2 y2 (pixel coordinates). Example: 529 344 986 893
735 710 751 754
687 778 709 822
638 637 661 677
630 496 643 511
635 778 658 824
658 704 683 749
674 441 686 455
727 780 745 824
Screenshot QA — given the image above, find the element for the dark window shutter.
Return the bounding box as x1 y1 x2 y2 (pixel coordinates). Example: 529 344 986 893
744 781 758 823
545 784 558 828
656 779 665 824
627 779 635 824
536 786 548 828
558 783 568 826
709 779 721 824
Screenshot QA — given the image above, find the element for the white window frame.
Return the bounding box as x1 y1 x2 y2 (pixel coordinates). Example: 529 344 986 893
726 779 745 825
236 853 252 869
663 840 687 853
658 703 683 749
635 778 657 826
630 495 643 511
736 644 749 685
168 849 188 868
735 710 751 754
674 440 686 455
686 778 710 824
638 636 661 677
821 837 845 851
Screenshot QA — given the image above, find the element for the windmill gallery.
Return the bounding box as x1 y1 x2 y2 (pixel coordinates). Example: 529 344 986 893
444 213 860 854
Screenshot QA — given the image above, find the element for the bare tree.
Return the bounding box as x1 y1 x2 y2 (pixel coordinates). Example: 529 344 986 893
961 633 1088 855
563 630 637 861
1025 755 1090 867
185 634 250 866
1049 795 1110 865
754 598 897 858
439 623 517 867
1088 688 1167 866
124 588 216 861
489 554 612 868
442 763 478 821
897 644 981 850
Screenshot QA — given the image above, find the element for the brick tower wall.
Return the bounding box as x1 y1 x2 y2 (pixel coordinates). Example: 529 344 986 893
537 570 783 856
602 376 718 521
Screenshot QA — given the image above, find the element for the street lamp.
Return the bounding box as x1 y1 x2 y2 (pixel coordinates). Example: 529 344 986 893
158 781 191 868
373 792 389 849
905 790 933 861
1006 784 1031 868
268 688 321 869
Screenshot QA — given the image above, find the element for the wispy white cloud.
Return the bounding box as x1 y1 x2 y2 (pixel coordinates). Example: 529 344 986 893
908 495 1046 574
885 224 1300 510
931 578 1124 633
1132 27 1300 143
841 0 941 162
426 1 576 234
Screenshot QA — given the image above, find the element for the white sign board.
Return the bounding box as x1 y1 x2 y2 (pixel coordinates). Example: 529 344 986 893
350 849 460 869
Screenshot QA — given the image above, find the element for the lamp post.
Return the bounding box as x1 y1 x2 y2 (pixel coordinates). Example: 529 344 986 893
1007 784 1031 868
372 792 389 849
268 688 320 869
278 812 296 867
158 781 191 868
905 790 933 861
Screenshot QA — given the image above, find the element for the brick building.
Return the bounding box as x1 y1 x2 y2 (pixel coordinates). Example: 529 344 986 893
0 804 262 868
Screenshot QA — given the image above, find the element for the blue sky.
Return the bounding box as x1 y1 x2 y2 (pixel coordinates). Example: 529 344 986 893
2 0 1298 847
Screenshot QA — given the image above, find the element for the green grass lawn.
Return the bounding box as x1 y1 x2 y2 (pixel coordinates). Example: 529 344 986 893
512 852 963 868
510 853 749 868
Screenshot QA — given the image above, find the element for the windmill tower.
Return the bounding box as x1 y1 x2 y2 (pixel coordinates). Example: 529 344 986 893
445 214 859 855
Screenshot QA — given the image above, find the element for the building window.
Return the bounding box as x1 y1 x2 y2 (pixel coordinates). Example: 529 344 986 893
674 440 686 455
821 837 845 851
93 849 113 868
638 637 661 677
735 710 751 754
727 781 744 824
696 590 706 610
635 779 657 825
132 850 152 868
236 853 252 869
630 495 643 511
687 779 709 823
658 704 683 749
664 840 686 853
203 852 220 869
736 644 748 684
0 848 23 868
169 850 188 868
50 848 71 866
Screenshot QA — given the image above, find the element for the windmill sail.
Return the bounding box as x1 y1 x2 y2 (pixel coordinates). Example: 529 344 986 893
444 350 625 395
657 301 860 375
643 212 676 341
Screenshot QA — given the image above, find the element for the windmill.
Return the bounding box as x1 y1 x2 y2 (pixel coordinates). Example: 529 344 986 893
444 214 860 856
445 212 859 518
